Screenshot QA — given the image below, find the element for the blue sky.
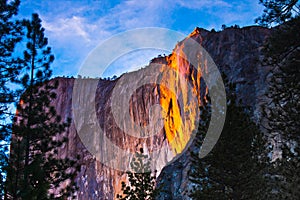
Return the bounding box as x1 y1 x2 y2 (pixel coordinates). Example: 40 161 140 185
18 0 264 78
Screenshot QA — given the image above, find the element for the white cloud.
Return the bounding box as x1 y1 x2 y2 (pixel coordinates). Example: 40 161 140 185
41 0 175 46
175 0 231 9
43 16 95 43
105 0 173 29
32 0 178 76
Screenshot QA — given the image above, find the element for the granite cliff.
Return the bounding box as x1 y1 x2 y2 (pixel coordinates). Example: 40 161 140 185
46 26 271 199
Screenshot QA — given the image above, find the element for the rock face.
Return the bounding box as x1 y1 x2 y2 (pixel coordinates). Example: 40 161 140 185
48 26 271 199
157 26 272 199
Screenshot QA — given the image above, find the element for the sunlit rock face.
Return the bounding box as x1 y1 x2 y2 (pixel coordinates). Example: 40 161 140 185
46 26 271 199
157 26 272 199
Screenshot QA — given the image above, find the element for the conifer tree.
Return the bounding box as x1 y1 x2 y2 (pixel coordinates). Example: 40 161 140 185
5 13 80 199
255 0 299 26
117 148 158 200
261 18 300 199
256 1 300 198
0 0 22 197
189 88 266 199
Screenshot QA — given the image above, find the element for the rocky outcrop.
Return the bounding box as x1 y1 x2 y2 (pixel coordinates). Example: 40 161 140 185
48 26 271 199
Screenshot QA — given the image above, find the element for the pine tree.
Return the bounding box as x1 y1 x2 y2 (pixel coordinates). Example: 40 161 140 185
5 13 80 199
116 148 159 200
189 89 266 199
256 1 300 198
0 0 22 197
261 18 300 199
255 0 300 26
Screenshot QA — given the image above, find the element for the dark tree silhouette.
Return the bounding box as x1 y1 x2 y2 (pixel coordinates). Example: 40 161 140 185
117 148 159 200
0 0 22 197
257 1 300 198
255 0 300 26
189 89 266 199
5 13 80 199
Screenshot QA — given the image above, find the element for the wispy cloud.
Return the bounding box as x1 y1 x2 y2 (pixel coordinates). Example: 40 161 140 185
175 0 231 9
104 0 174 29
40 0 175 45
31 0 176 76
43 16 96 43
18 0 263 77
